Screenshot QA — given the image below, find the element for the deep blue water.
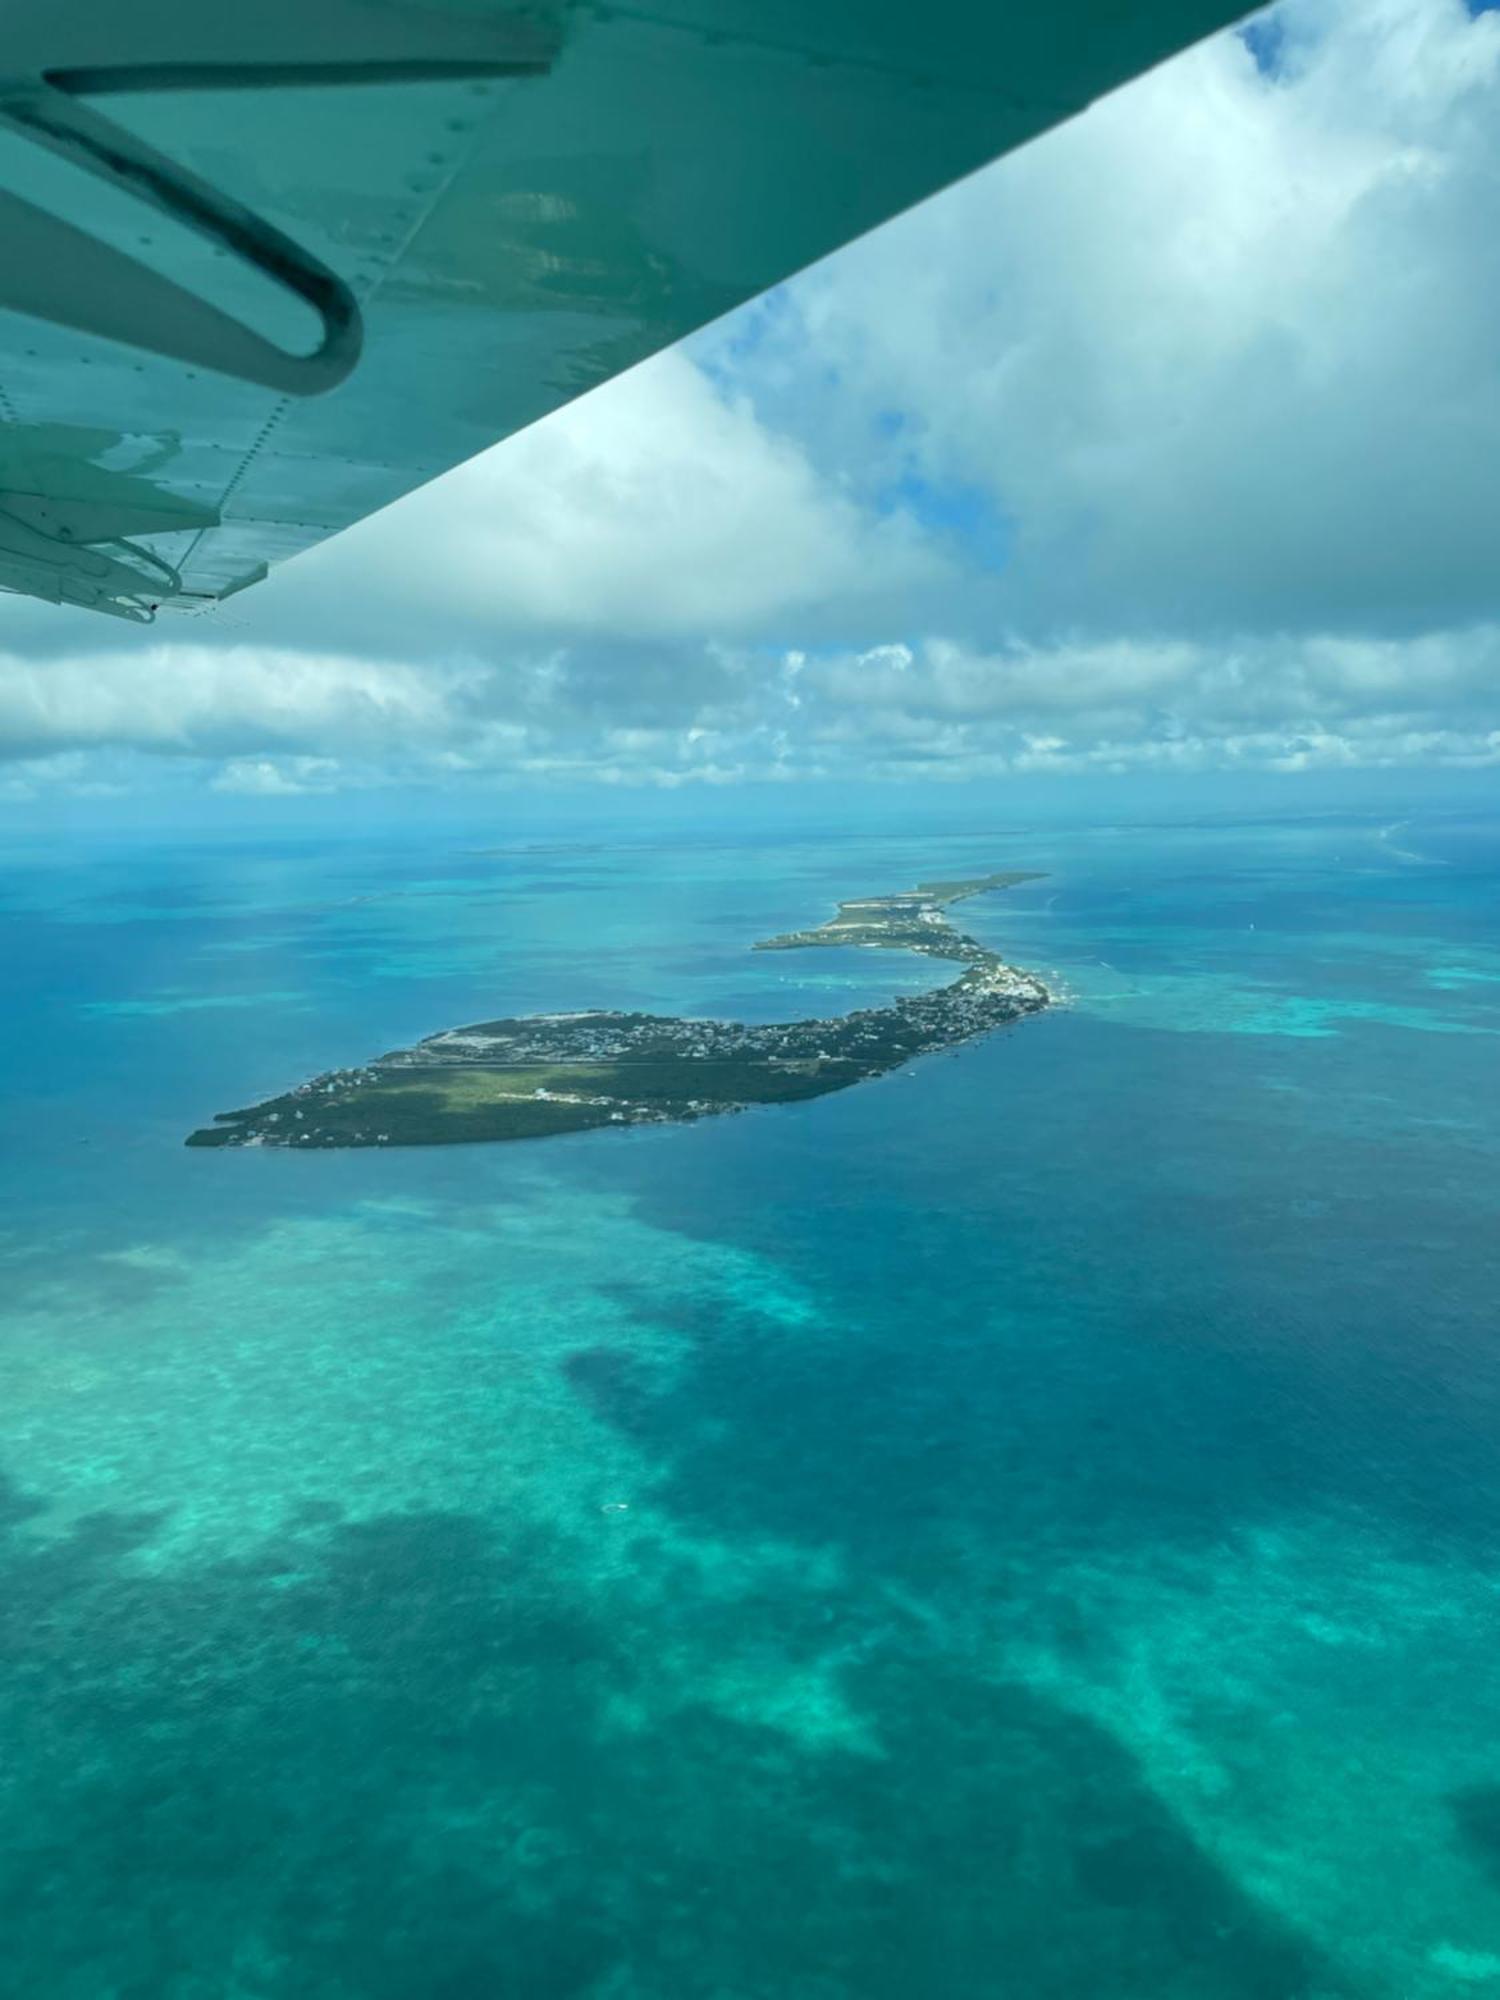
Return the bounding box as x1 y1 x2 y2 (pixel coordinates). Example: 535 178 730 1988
2 809 1499 1997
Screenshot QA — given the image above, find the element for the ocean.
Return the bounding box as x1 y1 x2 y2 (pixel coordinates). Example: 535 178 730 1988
2 807 1498 1998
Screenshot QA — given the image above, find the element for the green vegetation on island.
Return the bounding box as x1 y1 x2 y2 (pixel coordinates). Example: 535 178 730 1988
186 871 1050 1151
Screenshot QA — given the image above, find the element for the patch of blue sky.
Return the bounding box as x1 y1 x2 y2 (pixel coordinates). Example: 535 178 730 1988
875 471 1013 572
1239 11 1289 77
690 283 798 387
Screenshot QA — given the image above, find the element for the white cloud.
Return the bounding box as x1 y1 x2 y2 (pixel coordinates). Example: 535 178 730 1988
785 626 1500 775
3 622 1499 792
252 349 944 657
729 0 1500 639
0 645 473 761
210 757 344 796
800 626 1500 729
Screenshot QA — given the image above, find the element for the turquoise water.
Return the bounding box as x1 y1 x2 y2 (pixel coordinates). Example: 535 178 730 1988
3 810 1500 1997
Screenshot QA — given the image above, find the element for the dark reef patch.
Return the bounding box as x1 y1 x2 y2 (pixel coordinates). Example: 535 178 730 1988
0 1469 1338 1999
1450 1784 1500 1890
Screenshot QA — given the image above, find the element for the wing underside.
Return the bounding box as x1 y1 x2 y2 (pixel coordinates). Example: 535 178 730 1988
0 0 1248 621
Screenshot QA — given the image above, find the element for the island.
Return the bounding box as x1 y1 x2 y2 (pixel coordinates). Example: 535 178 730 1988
185 871 1050 1150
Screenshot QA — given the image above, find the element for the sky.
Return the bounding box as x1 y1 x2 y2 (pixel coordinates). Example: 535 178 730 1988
2 0 1499 824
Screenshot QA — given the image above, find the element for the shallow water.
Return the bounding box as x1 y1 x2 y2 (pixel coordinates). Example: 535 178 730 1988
2 810 1499 1997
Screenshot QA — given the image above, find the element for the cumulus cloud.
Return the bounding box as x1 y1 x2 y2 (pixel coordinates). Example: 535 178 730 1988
736 0 1500 640
784 627 1500 776
4 622 1497 792
0 646 473 761
210 757 345 796
245 349 946 661
799 627 1500 730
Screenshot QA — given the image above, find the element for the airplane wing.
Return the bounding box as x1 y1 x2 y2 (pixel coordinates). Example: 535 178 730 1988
0 0 1249 623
